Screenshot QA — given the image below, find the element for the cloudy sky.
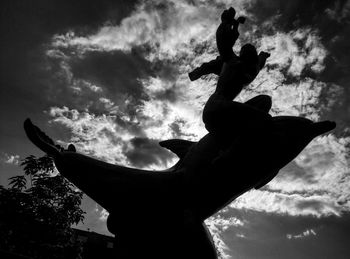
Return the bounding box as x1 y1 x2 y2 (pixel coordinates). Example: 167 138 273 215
1 0 350 258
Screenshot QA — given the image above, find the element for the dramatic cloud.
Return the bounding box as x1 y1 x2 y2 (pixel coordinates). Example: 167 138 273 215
258 28 327 76
230 189 342 217
51 1 220 56
230 134 350 218
206 214 246 257
325 0 350 23
123 137 173 168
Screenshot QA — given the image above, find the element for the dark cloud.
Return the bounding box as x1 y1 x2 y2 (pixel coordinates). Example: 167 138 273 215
114 115 146 137
0 0 138 46
0 0 139 98
123 137 174 168
248 0 345 30
46 45 182 114
219 208 350 259
149 58 180 82
70 50 151 103
153 87 179 102
318 26 350 134
241 0 350 136
0 0 139 171
243 1 350 80
169 121 184 138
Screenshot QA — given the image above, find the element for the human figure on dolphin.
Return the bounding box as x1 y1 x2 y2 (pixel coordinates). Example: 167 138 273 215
189 7 245 81
189 7 267 83
202 44 272 139
190 8 272 140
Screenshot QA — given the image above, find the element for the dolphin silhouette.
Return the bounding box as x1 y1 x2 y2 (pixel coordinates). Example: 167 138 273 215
23 96 335 258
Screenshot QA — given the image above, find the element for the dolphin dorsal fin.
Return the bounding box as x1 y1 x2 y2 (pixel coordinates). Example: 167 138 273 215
159 139 196 159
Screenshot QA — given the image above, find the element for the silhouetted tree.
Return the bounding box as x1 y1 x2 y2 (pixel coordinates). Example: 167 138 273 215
0 155 85 259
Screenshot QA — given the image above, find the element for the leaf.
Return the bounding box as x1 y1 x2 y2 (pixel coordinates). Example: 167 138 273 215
21 155 55 177
8 175 27 191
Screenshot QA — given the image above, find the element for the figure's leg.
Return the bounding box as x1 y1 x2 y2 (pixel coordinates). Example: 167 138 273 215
189 56 223 81
203 100 273 140
244 94 272 113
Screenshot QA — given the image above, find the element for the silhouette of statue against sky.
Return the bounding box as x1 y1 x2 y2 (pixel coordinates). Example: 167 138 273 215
23 7 336 259
190 7 272 141
190 7 244 81
189 6 272 141
202 43 272 140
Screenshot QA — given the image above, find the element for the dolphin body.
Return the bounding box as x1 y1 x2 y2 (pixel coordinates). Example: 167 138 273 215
23 99 335 259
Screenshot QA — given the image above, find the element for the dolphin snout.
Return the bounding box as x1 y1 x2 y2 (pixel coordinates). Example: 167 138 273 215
310 121 336 137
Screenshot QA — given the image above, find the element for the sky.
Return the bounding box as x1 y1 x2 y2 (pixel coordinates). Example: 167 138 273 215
1 0 350 258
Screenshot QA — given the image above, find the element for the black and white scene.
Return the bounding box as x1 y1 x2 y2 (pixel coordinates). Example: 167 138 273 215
1 0 350 258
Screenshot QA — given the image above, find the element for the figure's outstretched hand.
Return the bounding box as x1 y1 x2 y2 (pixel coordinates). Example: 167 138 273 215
236 16 246 24
259 51 271 59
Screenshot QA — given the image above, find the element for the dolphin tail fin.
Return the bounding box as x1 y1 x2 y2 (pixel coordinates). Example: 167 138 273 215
24 118 62 158
159 139 196 159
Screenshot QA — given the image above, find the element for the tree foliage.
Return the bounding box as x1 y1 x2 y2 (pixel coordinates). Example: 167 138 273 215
0 155 85 259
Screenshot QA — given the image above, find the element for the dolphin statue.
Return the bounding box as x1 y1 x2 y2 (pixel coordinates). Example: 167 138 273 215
23 95 335 259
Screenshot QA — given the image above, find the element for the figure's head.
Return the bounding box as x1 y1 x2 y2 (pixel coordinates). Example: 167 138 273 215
239 43 258 64
221 7 236 23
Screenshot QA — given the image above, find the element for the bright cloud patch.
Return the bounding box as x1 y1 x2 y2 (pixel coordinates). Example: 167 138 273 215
94 205 109 222
287 229 317 239
52 1 221 59
258 28 327 76
1 153 20 166
231 189 342 217
48 106 176 169
206 214 246 259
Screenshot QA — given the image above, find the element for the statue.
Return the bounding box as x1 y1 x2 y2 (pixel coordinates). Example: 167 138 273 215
23 7 336 259
189 7 247 81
